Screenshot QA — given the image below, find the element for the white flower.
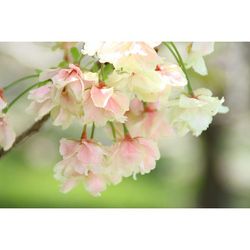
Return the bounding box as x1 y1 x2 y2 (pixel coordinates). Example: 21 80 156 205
185 42 214 75
168 88 229 136
158 42 214 76
106 69 167 102
82 42 161 70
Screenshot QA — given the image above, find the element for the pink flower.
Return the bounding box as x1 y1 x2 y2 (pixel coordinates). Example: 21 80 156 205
0 114 16 151
27 64 85 128
55 169 107 196
84 172 107 196
47 64 85 128
27 83 55 121
54 138 107 196
126 99 173 140
58 138 106 174
83 82 129 126
106 135 160 183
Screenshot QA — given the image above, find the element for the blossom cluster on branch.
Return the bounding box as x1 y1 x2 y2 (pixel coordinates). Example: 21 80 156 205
0 42 228 196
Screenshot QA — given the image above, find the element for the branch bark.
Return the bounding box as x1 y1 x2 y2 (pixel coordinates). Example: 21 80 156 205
0 114 50 159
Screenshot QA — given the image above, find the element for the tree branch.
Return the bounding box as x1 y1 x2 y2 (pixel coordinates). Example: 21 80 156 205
0 114 50 159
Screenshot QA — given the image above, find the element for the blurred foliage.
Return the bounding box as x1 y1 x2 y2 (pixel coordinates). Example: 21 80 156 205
0 147 199 208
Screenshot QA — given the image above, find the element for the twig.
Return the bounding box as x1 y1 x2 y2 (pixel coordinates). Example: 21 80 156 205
0 114 50 159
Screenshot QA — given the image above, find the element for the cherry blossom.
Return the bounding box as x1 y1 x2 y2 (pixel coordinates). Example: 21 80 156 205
82 42 161 70
82 82 129 126
27 64 85 129
168 88 229 136
26 83 55 121
106 61 187 103
126 99 173 140
105 135 160 184
54 138 108 196
185 42 214 75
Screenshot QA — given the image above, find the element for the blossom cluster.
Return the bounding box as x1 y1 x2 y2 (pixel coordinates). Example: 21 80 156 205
0 42 229 196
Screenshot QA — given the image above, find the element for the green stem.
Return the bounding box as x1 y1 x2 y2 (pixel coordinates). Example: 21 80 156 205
122 123 129 136
81 124 87 140
169 42 194 95
108 121 116 141
163 42 194 96
3 74 39 91
90 122 95 139
100 64 105 81
3 80 50 113
162 42 180 64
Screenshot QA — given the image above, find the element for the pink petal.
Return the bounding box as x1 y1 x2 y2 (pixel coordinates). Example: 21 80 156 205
61 178 78 193
77 141 104 173
85 173 106 196
0 117 16 151
83 90 112 126
105 91 129 116
137 138 160 160
52 108 73 129
39 69 60 82
59 139 79 158
68 80 84 102
28 84 52 102
90 86 113 108
129 98 144 115
119 139 140 163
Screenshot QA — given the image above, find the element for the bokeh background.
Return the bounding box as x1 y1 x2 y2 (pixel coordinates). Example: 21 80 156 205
0 42 249 208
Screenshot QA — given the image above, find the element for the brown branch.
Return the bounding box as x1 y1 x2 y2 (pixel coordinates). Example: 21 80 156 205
0 114 50 159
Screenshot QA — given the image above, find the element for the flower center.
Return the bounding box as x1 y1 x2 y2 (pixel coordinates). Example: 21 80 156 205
98 82 106 88
155 65 162 71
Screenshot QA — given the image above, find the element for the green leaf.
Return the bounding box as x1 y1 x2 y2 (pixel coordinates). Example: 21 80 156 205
101 63 114 81
91 62 100 73
58 61 69 68
70 47 81 63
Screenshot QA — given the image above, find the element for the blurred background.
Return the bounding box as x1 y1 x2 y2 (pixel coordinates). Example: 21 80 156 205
0 42 249 208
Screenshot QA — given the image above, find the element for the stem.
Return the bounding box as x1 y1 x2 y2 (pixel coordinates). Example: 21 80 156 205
81 124 87 140
3 80 50 113
0 114 50 159
169 42 194 95
122 123 129 136
108 121 116 141
100 64 105 81
90 122 95 139
163 42 194 96
3 74 39 91
162 42 180 64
